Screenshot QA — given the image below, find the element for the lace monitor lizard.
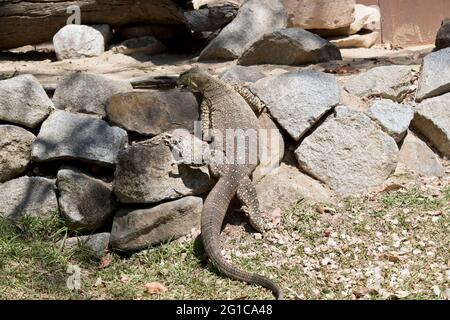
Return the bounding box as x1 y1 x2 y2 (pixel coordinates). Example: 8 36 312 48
175 66 282 299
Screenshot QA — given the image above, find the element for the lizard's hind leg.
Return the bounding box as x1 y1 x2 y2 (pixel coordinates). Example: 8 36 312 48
237 176 266 233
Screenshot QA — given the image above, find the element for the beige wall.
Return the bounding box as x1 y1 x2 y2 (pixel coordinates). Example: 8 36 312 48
357 0 450 45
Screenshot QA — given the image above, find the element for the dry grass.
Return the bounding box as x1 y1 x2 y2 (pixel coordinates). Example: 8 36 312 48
0 179 448 300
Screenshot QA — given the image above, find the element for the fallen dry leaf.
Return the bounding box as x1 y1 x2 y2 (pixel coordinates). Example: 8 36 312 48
145 282 168 294
376 183 405 194
98 253 113 269
380 253 401 263
325 64 360 75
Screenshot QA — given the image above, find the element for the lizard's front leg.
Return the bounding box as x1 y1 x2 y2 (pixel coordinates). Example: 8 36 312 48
200 99 212 141
237 176 267 233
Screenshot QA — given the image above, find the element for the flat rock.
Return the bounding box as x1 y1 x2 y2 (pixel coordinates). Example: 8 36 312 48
345 65 414 102
110 196 203 251
106 90 199 136
253 113 285 183
53 72 133 117
238 28 342 66
53 25 105 60
219 66 266 83
412 95 450 156
256 163 333 213
32 111 128 167
397 131 444 177
435 20 450 51
57 233 110 259
416 48 450 101
366 99 414 142
57 169 115 232
199 0 287 61
0 75 53 128
295 106 399 194
329 31 379 49
113 132 211 204
111 36 168 55
0 125 36 183
250 70 341 141
0 177 58 219
282 0 355 29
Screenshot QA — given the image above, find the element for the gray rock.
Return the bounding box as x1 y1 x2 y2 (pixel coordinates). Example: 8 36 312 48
252 113 285 183
411 95 450 156
219 65 266 83
199 0 287 61
397 131 444 177
0 74 53 128
57 233 110 259
106 90 199 136
0 177 58 219
110 196 203 251
366 99 414 142
250 70 341 141
53 72 133 117
0 125 36 183
295 106 399 194
32 111 128 167
238 28 342 66
114 132 211 204
53 24 105 60
111 36 168 55
345 65 414 102
256 163 333 213
416 48 450 101
184 3 238 32
435 20 450 51
57 169 115 232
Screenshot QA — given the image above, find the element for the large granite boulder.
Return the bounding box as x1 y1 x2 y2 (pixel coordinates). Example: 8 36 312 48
256 163 333 213
416 48 450 102
345 65 414 102
0 75 53 128
411 94 450 156
53 72 133 117
199 0 287 61
106 90 199 136
366 100 414 143
250 70 341 141
0 177 58 219
0 125 36 183
237 28 342 66
397 131 444 177
113 131 212 204
57 168 116 232
110 196 203 251
295 106 399 194
32 111 128 167
53 25 106 60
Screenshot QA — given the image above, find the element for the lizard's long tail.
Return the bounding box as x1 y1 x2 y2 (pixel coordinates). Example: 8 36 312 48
201 176 284 300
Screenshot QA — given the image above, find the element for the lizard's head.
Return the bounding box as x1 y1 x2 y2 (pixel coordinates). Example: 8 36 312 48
178 66 213 91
